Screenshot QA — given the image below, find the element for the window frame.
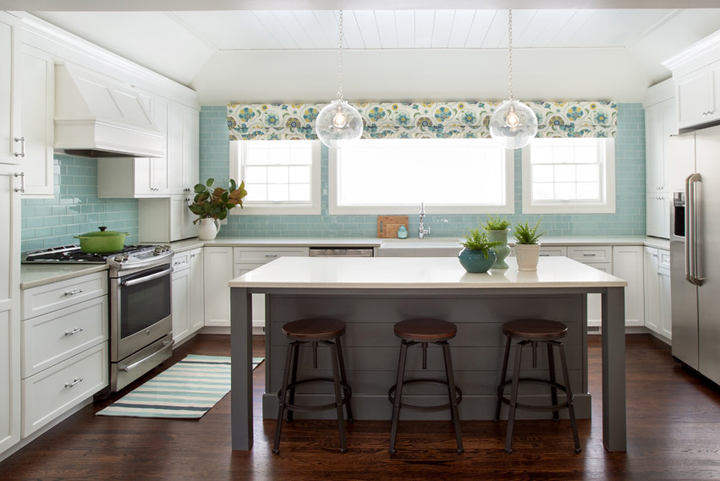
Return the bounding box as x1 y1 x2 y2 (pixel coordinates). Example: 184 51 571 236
328 139 515 215
229 139 322 216
521 138 616 214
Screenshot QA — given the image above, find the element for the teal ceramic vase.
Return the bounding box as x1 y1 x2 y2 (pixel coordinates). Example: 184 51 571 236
487 229 511 269
458 247 496 273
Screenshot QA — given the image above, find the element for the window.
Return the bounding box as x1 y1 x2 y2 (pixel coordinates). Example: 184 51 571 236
329 139 513 215
522 138 615 214
230 140 321 215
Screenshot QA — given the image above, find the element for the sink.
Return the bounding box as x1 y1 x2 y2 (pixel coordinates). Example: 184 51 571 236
377 238 463 257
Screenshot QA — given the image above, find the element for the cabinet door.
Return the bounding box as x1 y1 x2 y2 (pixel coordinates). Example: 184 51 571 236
707 60 720 124
0 13 21 166
183 106 199 193
203 247 233 328
0 168 21 455
149 96 169 195
171 267 191 344
646 194 670 239
612 246 645 327
20 45 54 198
189 249 204 333
645 102 664 192
659 266 672 340
643 247 661 334
676 68 710 130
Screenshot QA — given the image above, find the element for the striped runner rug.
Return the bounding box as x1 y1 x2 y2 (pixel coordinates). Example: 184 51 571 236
96 354 264 419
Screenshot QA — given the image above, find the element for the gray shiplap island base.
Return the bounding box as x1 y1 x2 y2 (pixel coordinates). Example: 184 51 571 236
229 256 628 452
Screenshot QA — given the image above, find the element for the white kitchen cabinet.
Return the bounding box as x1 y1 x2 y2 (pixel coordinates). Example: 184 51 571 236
171 248 204 345
138 195 195 243
568 246 613 328
0 13 22 166
168 102 199 195
646 193 671 239
20 272 108 437
203 247 234 328
644 247 672 342
675 60 720 130
612 246 645 327
0 168 21 456
19 45 54 198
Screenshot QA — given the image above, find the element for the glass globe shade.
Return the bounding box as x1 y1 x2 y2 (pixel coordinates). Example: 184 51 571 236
489 100 538 149
316 99 363 149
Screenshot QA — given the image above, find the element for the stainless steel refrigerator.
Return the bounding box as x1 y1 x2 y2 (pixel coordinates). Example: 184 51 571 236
670 124 720 385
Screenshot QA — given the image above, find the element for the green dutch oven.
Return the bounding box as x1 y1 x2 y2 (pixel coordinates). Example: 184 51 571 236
74 226 129 254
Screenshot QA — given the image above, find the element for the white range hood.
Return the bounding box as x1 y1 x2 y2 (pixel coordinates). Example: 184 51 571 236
54 63 164 158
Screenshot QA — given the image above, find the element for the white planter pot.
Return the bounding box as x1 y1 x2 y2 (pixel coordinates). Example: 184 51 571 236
515 243 541 272
197 218 221 240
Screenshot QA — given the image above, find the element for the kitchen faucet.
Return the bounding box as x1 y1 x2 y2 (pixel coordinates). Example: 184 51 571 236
419 202 430 239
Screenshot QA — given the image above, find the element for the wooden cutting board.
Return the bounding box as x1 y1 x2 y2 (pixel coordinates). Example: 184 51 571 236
377 216 409 238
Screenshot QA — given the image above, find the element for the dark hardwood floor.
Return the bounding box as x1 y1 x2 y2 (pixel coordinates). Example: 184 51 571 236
1 333 720 480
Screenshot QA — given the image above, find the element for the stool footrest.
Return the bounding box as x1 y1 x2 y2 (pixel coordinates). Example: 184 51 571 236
497 377 572 413
388 379 463 412
277 377 352 413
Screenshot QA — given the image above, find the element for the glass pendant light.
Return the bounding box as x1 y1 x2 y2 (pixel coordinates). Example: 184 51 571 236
316 10 363 149
490 10 538 149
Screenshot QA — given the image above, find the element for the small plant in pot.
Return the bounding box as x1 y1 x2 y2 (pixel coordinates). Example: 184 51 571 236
188 178 247 240
458 227 502 273
483 215 512 269
513 219 545 272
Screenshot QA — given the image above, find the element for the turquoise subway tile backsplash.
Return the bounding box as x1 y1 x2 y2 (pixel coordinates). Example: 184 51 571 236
21 154 139 253
21 104 646 250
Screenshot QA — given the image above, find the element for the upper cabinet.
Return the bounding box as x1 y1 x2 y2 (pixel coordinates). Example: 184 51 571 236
0 13 22 166
168 102 199 195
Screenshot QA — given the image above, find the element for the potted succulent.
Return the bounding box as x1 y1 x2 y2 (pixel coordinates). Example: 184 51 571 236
483 215 512 269
458 227 502 273
188 178 247 240
513 219 545 272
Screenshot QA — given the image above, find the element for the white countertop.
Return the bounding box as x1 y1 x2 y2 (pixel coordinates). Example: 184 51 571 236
228 256 627 289
20 264 108 290
202 237 384 248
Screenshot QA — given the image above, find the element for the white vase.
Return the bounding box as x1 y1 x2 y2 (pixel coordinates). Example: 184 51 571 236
515 243 541 272
197 218 221 240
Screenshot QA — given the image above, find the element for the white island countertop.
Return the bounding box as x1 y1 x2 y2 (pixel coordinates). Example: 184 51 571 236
229 256 627 289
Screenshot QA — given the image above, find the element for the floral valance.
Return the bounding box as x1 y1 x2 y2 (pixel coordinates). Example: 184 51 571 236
227 101 617 141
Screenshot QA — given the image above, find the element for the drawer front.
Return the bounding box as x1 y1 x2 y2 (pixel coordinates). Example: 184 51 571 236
22 296 108 378
22 272 108 320
233 247 309 263
233 263 264 279
567 246 612 263
22 342 108 437
659 249 670 270
172 251 190 272
539 246 567 257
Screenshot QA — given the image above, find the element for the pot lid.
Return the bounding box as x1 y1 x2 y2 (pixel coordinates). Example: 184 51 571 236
75 226 129 238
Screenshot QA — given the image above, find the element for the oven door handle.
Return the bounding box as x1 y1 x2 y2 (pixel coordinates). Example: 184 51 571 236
119 340 174 372
121 267 174 287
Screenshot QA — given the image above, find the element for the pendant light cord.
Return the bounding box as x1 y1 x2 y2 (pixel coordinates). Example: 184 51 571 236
508 9 514 102
337 10 344 101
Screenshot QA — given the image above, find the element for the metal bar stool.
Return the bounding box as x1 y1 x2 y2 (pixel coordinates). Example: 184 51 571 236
388 318 463 454
494 319 582 454
273 318 353 454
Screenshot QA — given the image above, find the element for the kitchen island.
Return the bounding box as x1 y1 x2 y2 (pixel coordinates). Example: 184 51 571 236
229 256 628 452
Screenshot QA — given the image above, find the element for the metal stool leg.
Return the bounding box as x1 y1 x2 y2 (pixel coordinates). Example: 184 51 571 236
273 342 296 454
329 341 348 453
335 335 353 422
495 335 512 422
558 342 582 454
286 340 301 423
442 341 464 454
547 342 559 421
505 341 524 454
389 340 409 454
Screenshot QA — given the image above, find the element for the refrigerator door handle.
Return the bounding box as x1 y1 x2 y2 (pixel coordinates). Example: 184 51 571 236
686 173 703 286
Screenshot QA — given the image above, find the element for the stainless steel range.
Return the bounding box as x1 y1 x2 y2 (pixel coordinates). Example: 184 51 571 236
24 244 175 392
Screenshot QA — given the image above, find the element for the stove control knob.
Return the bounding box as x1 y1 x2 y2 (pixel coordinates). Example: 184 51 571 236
153 246 163 256
114 255 124 263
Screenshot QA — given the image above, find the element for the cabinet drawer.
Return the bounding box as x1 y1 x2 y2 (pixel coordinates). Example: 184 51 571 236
659 249 670 269
22 342 108 437
22 272 107 320
22 296 108 378
539 246 567 257
234 263 264 279
172 251 190 272
567 246 612 263
233 247 309 263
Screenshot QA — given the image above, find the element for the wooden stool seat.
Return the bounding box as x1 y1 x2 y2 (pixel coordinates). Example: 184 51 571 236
282 318 346 340
502 319 568 341
393 319 457 341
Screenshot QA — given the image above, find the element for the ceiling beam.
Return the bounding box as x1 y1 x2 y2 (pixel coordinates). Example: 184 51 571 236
3 0 719 11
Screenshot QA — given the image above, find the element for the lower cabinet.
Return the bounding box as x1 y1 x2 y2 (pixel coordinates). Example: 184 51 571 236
644 247 672 341
171 248 204 344
203 247 234 328
20 272 109 437
612 246 645 327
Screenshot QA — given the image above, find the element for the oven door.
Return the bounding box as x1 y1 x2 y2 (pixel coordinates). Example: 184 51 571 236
111 264 173 362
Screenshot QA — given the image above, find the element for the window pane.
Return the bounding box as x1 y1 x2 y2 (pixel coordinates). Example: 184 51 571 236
533 183 554 200
246 148 268 165
555 183 576 200
246 184 267 201
554 165 576 183
577 165 599 182
267 184 289 201
533 165 554 183
289 166 310 184
267 166 289 184
288 184 310 201
268 148 290 165
577 182 599 200
244 166 267 184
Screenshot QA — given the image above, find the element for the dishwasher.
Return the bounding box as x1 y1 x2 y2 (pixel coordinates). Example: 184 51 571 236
309 247 374 257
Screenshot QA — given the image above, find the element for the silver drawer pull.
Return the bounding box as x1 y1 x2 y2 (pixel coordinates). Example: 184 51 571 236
14 137 25 157
64 327 84 336
14 172 25 193
582 253 597 257
64 377 83 388
265 254 278 258
64 288 84 296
